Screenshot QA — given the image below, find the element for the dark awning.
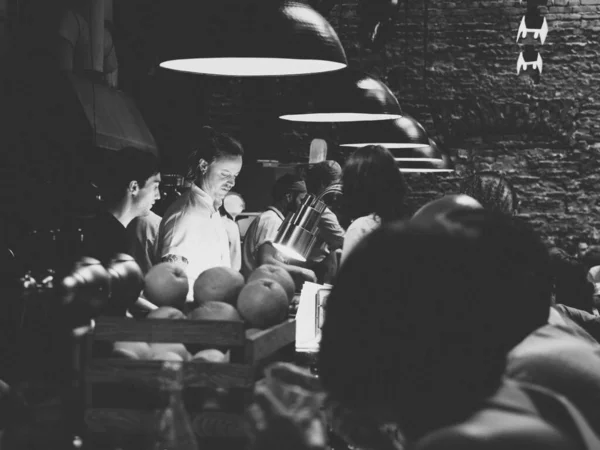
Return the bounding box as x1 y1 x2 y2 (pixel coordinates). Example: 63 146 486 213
68 73 158 155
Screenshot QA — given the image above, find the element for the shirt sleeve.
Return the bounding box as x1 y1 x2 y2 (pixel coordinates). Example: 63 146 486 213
224 217 242 271
317 208 345 251
341 216 377 266
157 209 193 265
255 214 283 248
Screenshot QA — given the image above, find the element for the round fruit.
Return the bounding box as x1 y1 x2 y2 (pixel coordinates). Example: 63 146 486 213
149 343 191 361
146 306 186 320
247 264 295 301
193 266 245 305
192 349 228 363
187 301 242 353
151 351 184 361
187 301 242 322
112 341 153 360
236 279 289 329
144 262 189 309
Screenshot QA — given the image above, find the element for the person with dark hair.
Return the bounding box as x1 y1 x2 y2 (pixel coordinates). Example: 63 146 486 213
340 145 409 265
305 161 345 256
157 126 244 300
241 173 317 285
304 161 345 283
459 172 519 215
82 147 161 264
248 210 600 450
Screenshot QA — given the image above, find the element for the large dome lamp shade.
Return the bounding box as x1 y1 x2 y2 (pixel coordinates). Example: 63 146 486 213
339 115 430 150
396 140 455 172
158 0 348 77
279 70 402 122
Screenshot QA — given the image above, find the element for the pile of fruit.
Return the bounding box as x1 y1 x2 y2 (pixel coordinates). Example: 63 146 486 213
111 263 296 362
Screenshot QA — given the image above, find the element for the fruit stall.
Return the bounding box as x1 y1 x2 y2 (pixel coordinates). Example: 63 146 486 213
5 256 305 450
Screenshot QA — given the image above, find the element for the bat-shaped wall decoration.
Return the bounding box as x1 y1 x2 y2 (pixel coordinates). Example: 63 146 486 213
357 0 400 51
517 47 543 75
516 12 548 44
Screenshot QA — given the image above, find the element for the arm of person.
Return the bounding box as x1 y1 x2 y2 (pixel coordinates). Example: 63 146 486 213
553 303 600 344
226 218 242 271
257 242 317 285
156 210 191 266
316 208 345 251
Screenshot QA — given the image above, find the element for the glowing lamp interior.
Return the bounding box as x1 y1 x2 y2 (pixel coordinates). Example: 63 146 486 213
160 58 346 76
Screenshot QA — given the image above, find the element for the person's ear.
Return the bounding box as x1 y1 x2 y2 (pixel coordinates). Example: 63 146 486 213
129 180 139 196
198 159 209 175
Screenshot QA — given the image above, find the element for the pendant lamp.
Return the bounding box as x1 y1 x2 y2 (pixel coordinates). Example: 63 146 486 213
279 70 402 122
159 0 347 77
396 140 455 173
339 115 430 150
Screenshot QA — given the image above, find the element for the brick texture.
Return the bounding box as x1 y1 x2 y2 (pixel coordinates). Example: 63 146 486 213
206 0 600 252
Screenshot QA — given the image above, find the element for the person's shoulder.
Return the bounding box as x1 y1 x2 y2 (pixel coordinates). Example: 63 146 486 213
414 408 579 450
130 211 162 228
161 192 210 223
259 209 283 224
347 214 379 233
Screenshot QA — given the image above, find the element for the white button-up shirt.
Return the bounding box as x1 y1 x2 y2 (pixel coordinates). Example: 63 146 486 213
157 185 231 300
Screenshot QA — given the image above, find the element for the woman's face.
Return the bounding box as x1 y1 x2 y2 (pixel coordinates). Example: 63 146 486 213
200 155 243 202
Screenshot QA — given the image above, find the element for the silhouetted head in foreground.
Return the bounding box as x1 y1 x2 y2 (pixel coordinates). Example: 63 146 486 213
319 209 552 440
412 194 483 224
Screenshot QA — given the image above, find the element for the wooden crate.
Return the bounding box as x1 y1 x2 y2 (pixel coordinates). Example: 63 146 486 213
84 316 296 440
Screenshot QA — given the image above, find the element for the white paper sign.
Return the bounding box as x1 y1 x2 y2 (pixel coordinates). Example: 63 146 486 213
295 281 332 352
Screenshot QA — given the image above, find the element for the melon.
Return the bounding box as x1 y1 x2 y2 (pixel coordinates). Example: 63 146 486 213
236 279 289 329
193 266 245 305
146 306 186 320
192 349 229 363
144 262 189 309
247 264 296 301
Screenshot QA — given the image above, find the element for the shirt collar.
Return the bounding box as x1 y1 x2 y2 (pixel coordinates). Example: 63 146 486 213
267 206 285 221
191 184 218 214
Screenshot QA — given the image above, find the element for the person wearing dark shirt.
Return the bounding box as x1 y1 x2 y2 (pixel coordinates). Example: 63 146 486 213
82 147 161 264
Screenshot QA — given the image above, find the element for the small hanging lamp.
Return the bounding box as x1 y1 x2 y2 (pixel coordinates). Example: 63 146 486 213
396 140 455 173
279 70 402 122
339 115 430 150
159 0 348 77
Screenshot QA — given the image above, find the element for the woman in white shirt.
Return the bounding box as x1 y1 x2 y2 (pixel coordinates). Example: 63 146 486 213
340 145 409 266
156 127 244 300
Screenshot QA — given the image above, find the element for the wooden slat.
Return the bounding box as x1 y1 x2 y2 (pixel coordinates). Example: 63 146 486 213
245 319 296 363
85 408 151 434
192 411 246 437
93 317 245 346
86 409 245 438
87 359 254 388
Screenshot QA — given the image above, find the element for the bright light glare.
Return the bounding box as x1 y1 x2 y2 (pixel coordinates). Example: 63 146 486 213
340 142 430 148
398 168 454 173
394 158 441 162
280 113 403 122
160 58 346 76
273 243 307 262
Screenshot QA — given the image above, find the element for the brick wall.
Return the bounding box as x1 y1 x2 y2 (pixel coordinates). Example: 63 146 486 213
349 0 600 251
220 0 600 252
107 0 600 251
